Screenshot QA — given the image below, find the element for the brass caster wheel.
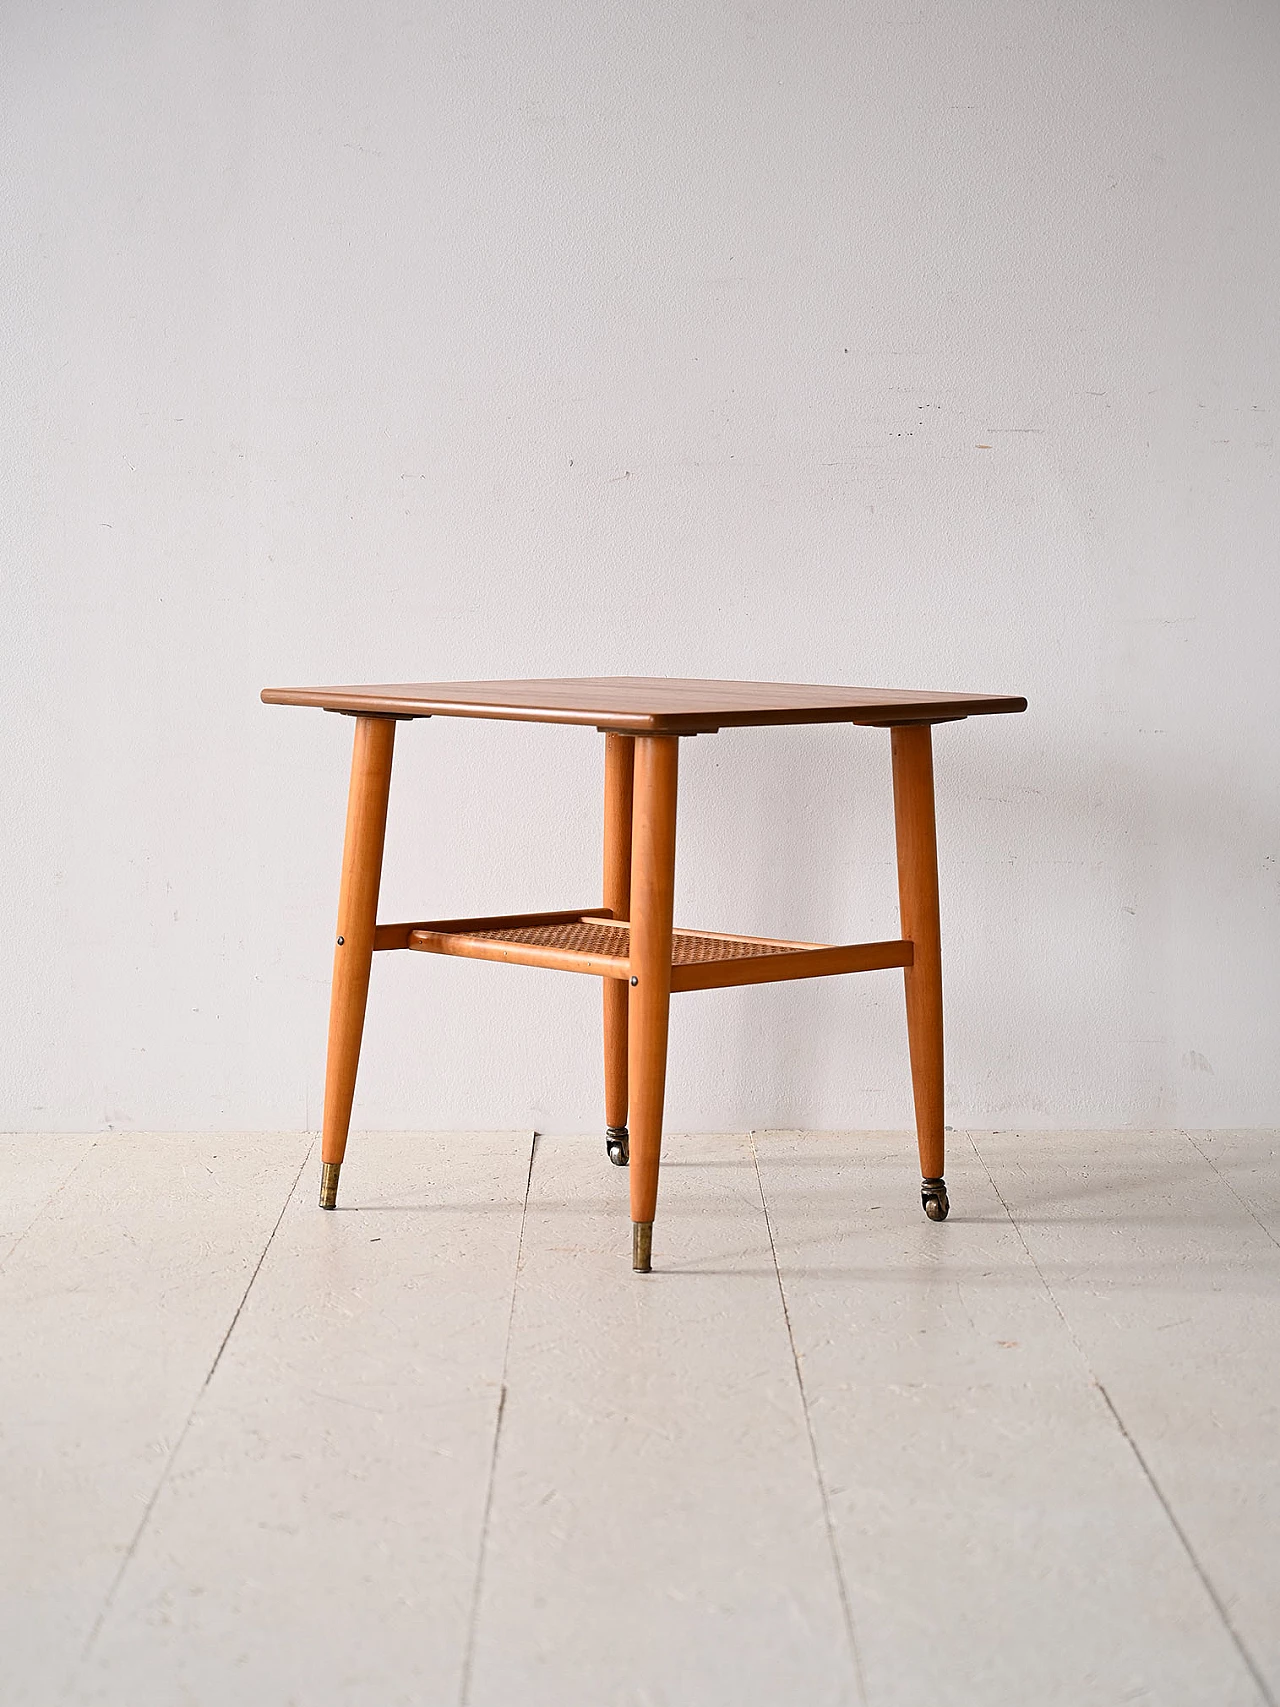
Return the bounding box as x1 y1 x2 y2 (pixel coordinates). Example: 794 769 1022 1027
921 1177 949 1221
606 1125 629 1166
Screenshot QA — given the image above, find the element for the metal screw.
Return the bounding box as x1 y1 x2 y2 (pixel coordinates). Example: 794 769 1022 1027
630 976 638 986
336 936 345 945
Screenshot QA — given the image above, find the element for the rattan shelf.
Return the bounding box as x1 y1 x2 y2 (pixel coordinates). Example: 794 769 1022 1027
371 907 912 993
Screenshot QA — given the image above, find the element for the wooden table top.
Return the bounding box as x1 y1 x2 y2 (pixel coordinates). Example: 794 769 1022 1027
261 677 1026 734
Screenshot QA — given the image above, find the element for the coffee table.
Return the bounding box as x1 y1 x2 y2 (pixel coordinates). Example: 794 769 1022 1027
261 677 1027 1270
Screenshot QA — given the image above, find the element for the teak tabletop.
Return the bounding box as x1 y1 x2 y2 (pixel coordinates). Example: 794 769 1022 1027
262 674 1027 1271
260 675 1027 734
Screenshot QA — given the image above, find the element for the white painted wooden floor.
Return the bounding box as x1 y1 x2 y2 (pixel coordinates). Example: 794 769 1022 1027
2 1130 1277 1707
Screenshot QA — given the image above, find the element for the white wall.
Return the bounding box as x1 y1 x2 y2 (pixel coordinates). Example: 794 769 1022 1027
4 0 1278 1133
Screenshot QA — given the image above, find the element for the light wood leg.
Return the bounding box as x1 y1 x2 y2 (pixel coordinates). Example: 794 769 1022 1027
602 732 635 1166
890 723 949 1220
627 735 679 1270
319 715 397 1208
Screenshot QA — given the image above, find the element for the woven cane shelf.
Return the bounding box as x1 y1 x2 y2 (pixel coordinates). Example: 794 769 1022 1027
465 918 796 964
370 908 913 993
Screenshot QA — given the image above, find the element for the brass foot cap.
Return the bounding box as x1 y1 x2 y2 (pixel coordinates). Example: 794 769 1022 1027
632 1221 653 1273
319 1161 341 1210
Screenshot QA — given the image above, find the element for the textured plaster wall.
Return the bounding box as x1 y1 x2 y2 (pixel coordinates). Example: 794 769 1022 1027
3 0 1278 1132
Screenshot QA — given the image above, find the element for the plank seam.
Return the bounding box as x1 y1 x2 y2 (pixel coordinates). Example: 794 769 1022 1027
78 1136 315 1665
1094 1381 1275 1707
0 1136 100 1274
968 1132 1275 1707
1182 1129 1280 1254
749 1130 867 1707
458 1128 537 1707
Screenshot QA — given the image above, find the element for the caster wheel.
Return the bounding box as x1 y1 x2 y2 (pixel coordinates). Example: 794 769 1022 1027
921 1178 949 1221
606 1126 629 1167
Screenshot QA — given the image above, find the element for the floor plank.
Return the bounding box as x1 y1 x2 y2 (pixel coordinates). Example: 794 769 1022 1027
975 1128 1280 1704
466 1133 860 1707
0 1133 98 1265
753 1130 1264 1707
5 1130 1277 1707
0 1132 313 1707
1188 1129 1280 1244
69 1132 533 1707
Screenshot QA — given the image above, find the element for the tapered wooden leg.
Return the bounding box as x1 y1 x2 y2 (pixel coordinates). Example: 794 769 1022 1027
319 715 397 1208
602 732 635 1166
891 723 949 1220
627 735 679 1270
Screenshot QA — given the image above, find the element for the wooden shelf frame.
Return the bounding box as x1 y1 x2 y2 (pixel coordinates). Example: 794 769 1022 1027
371 906 913 994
